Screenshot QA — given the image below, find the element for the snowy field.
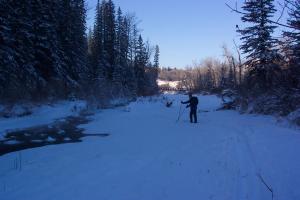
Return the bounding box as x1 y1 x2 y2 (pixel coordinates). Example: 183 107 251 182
0 94 300 200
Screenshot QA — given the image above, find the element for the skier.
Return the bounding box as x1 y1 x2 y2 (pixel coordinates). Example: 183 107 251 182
181 93 199 123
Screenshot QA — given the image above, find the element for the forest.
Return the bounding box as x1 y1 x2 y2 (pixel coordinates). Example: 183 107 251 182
0 0 159 105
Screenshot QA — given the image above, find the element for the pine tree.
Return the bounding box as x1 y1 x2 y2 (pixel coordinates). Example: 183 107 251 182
103 0 116 80
284 0 300 71
153 45 160 80
88 0 107 101
30 0 68 99
92 0 104 75
58 0 87 85
238 0 279 91
1 0 39 100
129 23 139 65
150 45 160 93
86 27 95 93
122 17 137 97
115 7 122 66
0 1 19 101
72 0 88 83
87 27 93 56
112 7 124 96
125 15 139 96
154 45 160 68
135 35 147 95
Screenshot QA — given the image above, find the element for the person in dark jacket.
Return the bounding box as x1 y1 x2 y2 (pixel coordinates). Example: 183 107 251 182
181 93 199 123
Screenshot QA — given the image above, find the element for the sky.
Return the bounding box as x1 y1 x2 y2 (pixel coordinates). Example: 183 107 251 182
86 0 287 68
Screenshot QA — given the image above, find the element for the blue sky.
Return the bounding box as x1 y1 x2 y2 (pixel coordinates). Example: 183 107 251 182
86 0 287 68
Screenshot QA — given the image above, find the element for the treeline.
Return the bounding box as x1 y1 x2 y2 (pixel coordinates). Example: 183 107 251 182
0 0 159 104
218 0 299 117
160 46 244 93
87 0 159 104
159 67 186 82
0 0 87 102
163 0 299 117
232 0 300 117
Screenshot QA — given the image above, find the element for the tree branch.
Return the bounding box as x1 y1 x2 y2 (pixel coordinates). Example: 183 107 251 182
257 173 274 200
225 2 296 29
225 3 246 15
276 0 287 23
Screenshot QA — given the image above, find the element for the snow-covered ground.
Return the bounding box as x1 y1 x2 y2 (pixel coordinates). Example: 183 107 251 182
0 94 300 200
157 79 180 89
0 101 87 140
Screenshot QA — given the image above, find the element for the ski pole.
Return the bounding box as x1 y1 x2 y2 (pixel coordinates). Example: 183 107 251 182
176 104 183 123
176 104 187 123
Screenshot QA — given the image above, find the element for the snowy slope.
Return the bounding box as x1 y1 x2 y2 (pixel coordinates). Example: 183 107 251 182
0 94 300 200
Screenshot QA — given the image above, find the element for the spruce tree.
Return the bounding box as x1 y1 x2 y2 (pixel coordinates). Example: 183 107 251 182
92 0 104 74
112 7 124 96
115 7 123 66
0 1 19 100
31 0 68 99
135 35 147 95
152 45 160 92
72 0 88 83
2 0 38 100
284 0 300 65
87 27 93 58
58 0 87 85
238 0 279 91
103 0 116 80
154 45 160 68
122 17 137 97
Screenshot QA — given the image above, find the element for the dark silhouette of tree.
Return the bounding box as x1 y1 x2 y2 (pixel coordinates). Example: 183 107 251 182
238 0 279 92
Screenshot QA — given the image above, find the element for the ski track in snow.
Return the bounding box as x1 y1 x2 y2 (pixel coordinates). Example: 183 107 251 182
0 94 300 200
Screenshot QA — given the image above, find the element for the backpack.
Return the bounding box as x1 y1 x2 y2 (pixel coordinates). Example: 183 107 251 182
194 97 199 105
191 97 198 106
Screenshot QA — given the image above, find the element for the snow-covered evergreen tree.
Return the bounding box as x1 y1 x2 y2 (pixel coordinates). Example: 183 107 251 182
0 1 19 100
0 0 88 101
58 0 87 86
115 7 123 66
0 0 40 100
112 7 124 96
91 0 104 78
154 45 160 69
31 0 68 99
103 0 116 80
0 0 159 103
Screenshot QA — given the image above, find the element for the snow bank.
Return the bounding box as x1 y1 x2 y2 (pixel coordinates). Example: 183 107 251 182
287 108 300 126
0 104 33 118
0 101 87 140
157 79 180 89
